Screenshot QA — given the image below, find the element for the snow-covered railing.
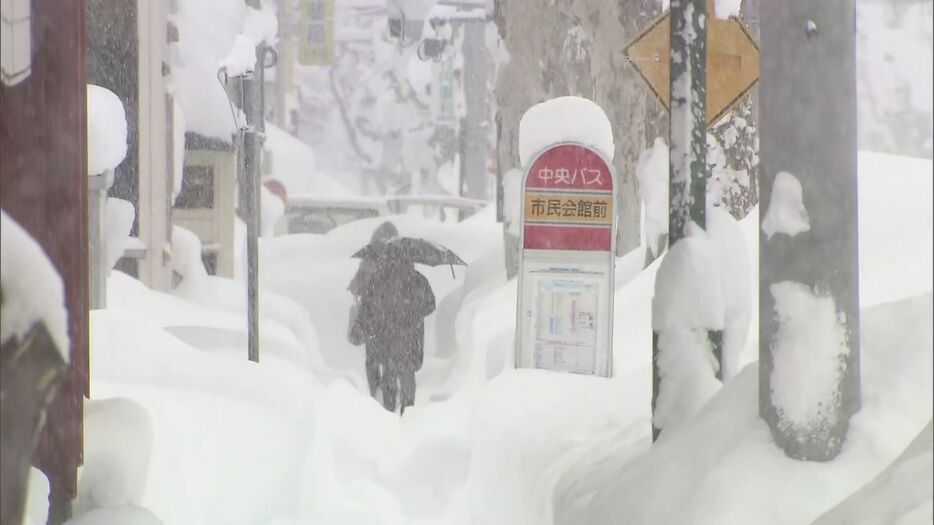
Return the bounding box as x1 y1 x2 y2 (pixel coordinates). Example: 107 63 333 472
387 194 487 221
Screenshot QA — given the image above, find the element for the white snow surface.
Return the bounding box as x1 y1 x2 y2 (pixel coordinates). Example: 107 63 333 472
636 137 669 255
652 225 724 332
23 468 50 525
573 292 933 525
713 0 741 19
814 420 933 525
104 198 135 272
175 0 276 140
761 170 810 240
264 123 351 197
0 210 69 356
858 151 933 307
170 226 320 370
518 96 615 167
501 168 522 237
74 398 154 514
220 34 259 77
87 84 128 176
769 281 851 431
261 184 285 238
706 205 751 379
81 150 931 524
64 506 163 525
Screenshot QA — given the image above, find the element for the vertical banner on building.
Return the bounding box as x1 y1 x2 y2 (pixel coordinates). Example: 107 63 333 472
299 0 334 66
432 54 456 126
515 143 617 377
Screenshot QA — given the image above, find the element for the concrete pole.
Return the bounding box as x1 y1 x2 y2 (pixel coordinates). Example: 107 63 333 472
651 0 717 441
759 0 860 461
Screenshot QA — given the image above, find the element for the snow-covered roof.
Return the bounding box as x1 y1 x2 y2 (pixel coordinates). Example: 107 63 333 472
87 84 128 176
174 0 278 141
264 123 352 197
0 210 70 358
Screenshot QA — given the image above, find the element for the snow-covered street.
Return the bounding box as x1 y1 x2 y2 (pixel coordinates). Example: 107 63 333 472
18 150 927 525
3 1 932 524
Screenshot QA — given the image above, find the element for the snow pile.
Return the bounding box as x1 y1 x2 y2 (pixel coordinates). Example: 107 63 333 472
0 210 69 355
171 226 208 284
87 84 128 175
22 468 50 525
220 2 278 76
651 226 724 434
574 291 933 525
858 151 933 307
104 198 135 272
769 281 850 440
814 420 932 525
89 305 319 524
175 0 276 140
264 123 350 196
761 170 810 240
518 96 615 167
713 0 741 19
707 206 751 379
635 137 669 256
220 35 259 77
170 226 320 370
64 507 162 525
261 184 285 238
74 398 154 514
466 369 637 524
501 168 522 237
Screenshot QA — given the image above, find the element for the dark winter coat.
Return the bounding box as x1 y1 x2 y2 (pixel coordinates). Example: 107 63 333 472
354 252 435 371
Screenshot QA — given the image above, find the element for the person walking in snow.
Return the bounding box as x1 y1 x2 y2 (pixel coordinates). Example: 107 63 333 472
349 230 436 414
348 221 400 401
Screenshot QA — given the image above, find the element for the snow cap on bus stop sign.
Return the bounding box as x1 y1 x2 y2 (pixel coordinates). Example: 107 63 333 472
519 96 615 167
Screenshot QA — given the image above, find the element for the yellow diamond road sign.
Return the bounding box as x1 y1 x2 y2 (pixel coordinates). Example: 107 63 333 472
625 5 760 127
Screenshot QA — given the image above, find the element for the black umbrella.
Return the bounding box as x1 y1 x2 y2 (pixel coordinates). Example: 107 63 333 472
352 236 466 267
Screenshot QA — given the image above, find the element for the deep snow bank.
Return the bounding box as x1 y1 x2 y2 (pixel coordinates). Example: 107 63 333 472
569 292 933 525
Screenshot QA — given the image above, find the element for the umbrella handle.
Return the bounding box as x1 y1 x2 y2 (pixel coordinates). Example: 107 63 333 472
450 263 455 279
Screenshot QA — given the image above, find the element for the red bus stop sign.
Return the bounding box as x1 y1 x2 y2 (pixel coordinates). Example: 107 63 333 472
516 143 618 378
522 144 615 252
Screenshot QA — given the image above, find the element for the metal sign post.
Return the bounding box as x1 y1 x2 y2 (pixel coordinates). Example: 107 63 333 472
649 0 719 442
515 144 617 378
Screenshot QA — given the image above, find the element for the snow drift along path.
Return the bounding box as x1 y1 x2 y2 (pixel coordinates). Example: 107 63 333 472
568 292 933 525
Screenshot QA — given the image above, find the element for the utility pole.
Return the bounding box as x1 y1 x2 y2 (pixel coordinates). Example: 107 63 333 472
237 45 276 363
458 17 492 203
759 0 860 461
651 0 721 441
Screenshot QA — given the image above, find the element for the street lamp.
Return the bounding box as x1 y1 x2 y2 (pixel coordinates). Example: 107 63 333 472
218 44 277 363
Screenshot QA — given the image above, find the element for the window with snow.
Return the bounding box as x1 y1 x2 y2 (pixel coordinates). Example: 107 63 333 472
0 0 32 86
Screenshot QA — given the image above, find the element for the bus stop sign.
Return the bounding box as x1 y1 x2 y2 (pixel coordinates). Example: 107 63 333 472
516 143 617 377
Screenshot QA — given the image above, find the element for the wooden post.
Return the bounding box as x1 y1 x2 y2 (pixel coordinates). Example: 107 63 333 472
1 1 90 520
